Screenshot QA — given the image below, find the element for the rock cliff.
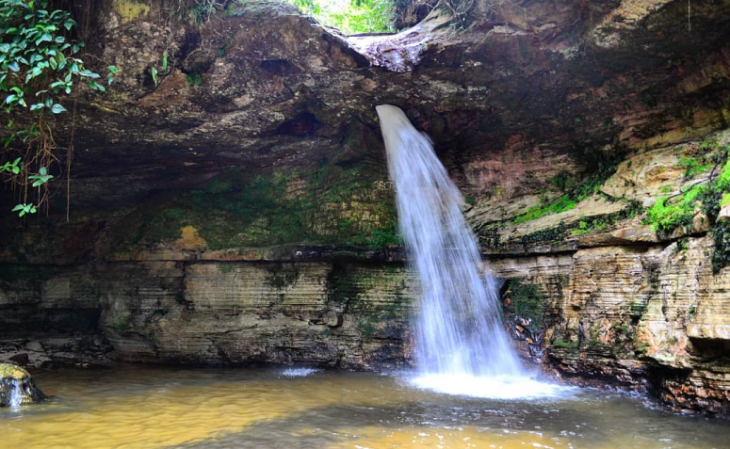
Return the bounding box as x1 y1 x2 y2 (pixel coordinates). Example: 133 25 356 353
1 0 730 413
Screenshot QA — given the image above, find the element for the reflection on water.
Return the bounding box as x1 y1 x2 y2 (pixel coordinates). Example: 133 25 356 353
0 366 727 449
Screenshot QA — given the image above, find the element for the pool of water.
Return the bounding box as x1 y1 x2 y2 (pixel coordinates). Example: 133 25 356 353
1 366 728 449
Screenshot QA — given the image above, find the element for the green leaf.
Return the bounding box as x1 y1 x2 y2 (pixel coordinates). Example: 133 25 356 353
8 61 19 72
51 103 67 114
30 103 44 111
12 204 23 212
4 94 18 104
80 69 100 78
108 65 119 74
39 166 47 176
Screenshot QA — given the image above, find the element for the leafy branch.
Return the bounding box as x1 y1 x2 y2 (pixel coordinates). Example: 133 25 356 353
0 0 117 217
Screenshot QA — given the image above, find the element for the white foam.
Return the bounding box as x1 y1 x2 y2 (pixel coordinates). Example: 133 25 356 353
280 368 321 377
409 373 575 400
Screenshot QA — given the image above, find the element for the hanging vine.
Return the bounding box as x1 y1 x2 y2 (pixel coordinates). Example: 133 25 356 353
0 0 116 218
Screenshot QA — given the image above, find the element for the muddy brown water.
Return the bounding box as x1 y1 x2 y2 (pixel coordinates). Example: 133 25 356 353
1 366 728 449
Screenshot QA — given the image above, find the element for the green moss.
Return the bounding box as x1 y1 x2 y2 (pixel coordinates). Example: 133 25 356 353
718 160 730 191
268 266 298 289
721 193 730 207
111 315 132 334
646 184 705 232
635 341 651 355
0 264 46 284
551 338 578 350
712 221 730 274
112 0 150 23
570 220 591 236
330 264 409 337
344 220 400 249
629 300 647 318
513 147 626 225
677 157 713 179
549 172 574 191
111 162 398 253
357 319 378 337
217 263 234 274
512 223 568 245
514 196 577 224
507 279 546 327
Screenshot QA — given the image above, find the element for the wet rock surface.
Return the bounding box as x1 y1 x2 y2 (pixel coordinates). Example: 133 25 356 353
0 363 45 407
494 236 730 414
0 0 729 414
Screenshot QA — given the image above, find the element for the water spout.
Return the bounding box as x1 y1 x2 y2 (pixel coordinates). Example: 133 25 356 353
376 105 564 399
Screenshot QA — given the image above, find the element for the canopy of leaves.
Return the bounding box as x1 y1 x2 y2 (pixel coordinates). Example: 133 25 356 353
284 0 398 34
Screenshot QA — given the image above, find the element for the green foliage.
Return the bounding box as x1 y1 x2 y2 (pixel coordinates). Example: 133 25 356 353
512 223 567 245
284 0 397 34
1 0 115 216
345 220 400 249
570 201 644 236
721 193 730 207
11 202 36 216
646 185 705 232
570 219 591 236
644 138 730 272
683 138 730 273
186 72 202 87
178 0 224 24
549 172 573 191
677 157 713 180
717 160 730 191
712 221 730 274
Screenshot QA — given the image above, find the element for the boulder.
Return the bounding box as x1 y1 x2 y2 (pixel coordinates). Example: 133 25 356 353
0 363 45 407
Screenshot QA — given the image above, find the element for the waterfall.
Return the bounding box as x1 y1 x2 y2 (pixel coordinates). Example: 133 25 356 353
377 105 564 399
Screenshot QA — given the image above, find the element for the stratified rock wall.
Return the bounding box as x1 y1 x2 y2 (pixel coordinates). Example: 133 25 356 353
1 259 415 370
1 0 730 414
492 235 730 414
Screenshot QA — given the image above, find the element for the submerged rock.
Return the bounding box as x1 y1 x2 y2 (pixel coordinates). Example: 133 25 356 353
0 363 45 407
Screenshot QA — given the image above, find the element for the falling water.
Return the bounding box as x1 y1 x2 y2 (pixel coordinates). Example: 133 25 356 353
377 105 564 399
